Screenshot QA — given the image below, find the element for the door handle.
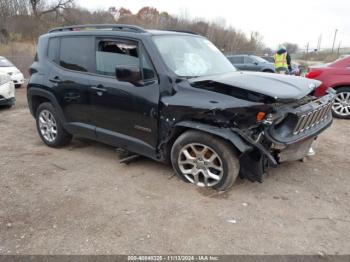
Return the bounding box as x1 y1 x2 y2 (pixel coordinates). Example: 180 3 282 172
91 85 107 92
49 76 62 83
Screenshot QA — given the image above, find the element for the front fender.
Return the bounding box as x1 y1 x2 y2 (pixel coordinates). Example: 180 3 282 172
175 121 252 153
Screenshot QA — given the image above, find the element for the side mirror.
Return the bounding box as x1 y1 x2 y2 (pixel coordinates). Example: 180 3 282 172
115 66 142 84
254 62 259 65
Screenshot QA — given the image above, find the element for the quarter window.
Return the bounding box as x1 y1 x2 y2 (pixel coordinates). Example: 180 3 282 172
59 37 94 72
47 37 59 63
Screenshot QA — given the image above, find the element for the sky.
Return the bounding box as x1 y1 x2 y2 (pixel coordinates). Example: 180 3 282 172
76 0 350 49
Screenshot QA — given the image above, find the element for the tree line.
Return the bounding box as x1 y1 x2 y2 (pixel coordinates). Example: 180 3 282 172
0 0 271 54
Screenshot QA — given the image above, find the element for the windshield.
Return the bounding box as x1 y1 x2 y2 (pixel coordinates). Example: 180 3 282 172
153 35 236 77
0 57 14 67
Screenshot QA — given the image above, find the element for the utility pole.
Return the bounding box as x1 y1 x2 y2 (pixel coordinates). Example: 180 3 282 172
317 34 322 51
306 42 309 54
332 29 338 53
338 42 341 55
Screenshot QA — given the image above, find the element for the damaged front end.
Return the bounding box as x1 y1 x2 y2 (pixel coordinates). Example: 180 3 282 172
159 74 335 183
235 92 335 182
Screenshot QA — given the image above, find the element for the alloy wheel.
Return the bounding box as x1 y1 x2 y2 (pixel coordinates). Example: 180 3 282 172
333 92 350 116
178 143 224 187
38 109 57 142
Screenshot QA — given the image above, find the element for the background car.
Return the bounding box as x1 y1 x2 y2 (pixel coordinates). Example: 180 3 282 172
227 54 275 73
0 56 25 88
0 72 15 108
260 55 275 63
306 56 350 119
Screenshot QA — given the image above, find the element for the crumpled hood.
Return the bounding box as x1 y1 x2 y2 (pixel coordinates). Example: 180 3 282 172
190 71 321 102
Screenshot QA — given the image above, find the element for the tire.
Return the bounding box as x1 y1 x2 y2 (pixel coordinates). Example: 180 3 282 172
35 102 72 147
263 69 274 73
171 130 240 191
332 87 350 119
1 104 13 109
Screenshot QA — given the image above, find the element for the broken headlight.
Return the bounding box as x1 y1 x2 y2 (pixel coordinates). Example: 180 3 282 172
263 113 285 125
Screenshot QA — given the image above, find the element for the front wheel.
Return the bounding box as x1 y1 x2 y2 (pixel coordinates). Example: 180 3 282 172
332 87 350 119
171 130 240 191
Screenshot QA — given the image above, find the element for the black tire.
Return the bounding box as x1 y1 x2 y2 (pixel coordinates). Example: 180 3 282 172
35 102 72 147
332 87 350 119
1 104 13 109
262 69 274 73
171 130 240 191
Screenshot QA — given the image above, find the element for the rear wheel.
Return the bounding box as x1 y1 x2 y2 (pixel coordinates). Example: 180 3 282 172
36 102 72 147
171 130 240 191
332 87 350 119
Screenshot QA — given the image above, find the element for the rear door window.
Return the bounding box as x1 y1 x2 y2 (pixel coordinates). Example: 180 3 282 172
59 37 94 72
230 56 244 64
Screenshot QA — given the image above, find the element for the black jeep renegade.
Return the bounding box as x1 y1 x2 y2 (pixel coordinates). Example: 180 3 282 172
28 24 335 191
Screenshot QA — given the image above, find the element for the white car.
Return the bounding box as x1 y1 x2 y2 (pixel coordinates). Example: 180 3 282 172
0 56 25 87
0 72 15 108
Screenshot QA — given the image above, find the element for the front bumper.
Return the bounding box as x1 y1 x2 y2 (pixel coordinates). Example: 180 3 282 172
266 93 334 162
266 93 334 145
237 94 335 182
0 96 15 106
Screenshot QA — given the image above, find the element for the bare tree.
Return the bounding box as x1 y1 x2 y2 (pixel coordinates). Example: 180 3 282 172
29 0 74 17
283 42 299 54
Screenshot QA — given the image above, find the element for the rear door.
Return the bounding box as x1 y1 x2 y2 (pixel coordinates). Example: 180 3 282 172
48 36 96 138
229 56 245 70
89 37 159 151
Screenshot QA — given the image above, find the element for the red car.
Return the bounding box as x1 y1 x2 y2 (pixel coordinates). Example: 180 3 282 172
306 56 350 119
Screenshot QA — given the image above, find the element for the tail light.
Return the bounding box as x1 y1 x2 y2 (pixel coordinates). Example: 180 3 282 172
306 70 322 79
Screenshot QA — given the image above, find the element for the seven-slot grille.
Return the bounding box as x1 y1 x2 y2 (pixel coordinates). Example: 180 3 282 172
293 99 334 135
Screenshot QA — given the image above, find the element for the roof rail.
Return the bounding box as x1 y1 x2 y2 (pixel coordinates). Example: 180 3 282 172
165 29 199 35
48 24 147 33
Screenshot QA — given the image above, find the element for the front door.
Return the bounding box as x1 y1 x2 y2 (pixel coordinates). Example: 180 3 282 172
244 56 257 71
89 38 159 153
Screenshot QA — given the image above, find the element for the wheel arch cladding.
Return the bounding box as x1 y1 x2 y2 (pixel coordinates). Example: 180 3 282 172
174 121 253 154
27 87 66 123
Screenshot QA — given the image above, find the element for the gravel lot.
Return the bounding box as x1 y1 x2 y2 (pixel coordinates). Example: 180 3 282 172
0 87 349 255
